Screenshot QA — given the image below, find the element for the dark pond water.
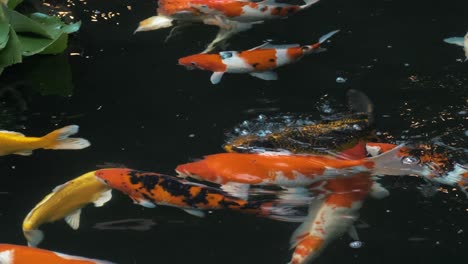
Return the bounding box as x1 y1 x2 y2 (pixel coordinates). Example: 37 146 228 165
0 0 467 263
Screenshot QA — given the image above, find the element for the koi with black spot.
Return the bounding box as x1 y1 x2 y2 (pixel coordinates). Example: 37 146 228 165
95 168 301 221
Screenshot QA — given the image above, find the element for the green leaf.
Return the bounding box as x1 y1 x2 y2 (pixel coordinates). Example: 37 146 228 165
17 34 54 56
7 0 24 10
0 27 22 68
0 7 10 50
8 9 53 38
40 32 67 54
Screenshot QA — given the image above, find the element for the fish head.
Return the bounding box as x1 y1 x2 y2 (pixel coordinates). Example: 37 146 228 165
176 159 220 183
178 54 226 72
95 168 135 194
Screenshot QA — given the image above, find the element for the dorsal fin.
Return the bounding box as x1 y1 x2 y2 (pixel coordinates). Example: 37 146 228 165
248 42 299 51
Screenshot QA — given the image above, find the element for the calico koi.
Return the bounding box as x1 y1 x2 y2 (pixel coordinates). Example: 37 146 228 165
0 244 115 264
0 125 90 156
23 171 113 247
178 30 339 84
95 168 301 221
135 0 321 52
443 32 468 61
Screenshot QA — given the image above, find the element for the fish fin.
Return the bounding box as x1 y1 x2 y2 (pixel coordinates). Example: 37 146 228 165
278 187 313 204
250 71 278 81
301 0 321 8
135 16 173 33
348 225 360 240
202 22 252 53
43 125 90 150
248 42 299 51
24 229 44 247
13 150 33 156
183 209 206 217
0 130 25 136
65 208 81 230
289 201 323 248
52 182 69 192
210 72 224 84
54 252 116 264
0 250 13 263
259 202 307 223
318 30 340 44
368 144 428 176
443 37 465 46
221 182 250 200
93 189 113 207
369 182 389 199
366 144 381 157
135 198 156 208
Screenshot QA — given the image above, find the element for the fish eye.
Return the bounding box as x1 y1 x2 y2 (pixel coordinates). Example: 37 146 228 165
401 156 421 165
191 62 197 66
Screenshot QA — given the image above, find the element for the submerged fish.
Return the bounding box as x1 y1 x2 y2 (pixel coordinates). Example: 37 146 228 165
443 32 468 61
176 145 427 187
0 244 115 264
178 30 339 84
0 125 90 156
23 171 113 247
136 0 320 52
95 168 302 221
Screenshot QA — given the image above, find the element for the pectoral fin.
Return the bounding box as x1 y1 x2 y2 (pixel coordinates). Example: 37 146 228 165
210 72 224 84
250 71 278 81
443 37 465 46
183 209 206 218
133 198 156 208
93 189 113 207
13 150 33 156
65 209 81 230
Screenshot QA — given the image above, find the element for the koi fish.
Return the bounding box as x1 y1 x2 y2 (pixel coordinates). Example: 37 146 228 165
0 125 90 156
23 171 113 247
0 244 115 264
178 30 339 84
366 142 468 195
176 145 427 187
95 168 302 221
443 32 468 61
288 173 387 264
135 0 321 52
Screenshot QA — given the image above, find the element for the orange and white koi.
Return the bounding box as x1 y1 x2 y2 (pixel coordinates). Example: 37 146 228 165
178 30 339 84
0 244 115 264
287 172 386 264
443 32 468 61
189 0 320 23
23 171 112 247
0 125 90 156
95 168 302 221
136 0 321 52
176 145 426 187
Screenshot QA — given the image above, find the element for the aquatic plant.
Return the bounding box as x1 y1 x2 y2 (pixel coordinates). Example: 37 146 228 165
0 0 80 75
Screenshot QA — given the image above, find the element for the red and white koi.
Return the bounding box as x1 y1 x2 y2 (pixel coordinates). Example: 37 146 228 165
135 0 321 52
178 30 339 84
175 144 426 187
0 244 115 264
443 32 468 61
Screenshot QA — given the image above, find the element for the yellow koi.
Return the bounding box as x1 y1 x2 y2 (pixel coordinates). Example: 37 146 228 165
0 125 90 156
23 171 112 247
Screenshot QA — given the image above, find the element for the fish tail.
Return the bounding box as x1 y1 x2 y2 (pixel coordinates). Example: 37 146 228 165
301 0 321 9
255 201 306 223
368 143 429 177
134 16 174 33
41 125 90 150
24 229 44 247
307 30 340 52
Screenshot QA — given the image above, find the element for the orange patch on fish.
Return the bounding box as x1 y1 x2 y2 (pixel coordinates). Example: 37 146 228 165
323 173 372 207
286 47 304 61
179 54 227 72
239 49 278 71
291 235 324 264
